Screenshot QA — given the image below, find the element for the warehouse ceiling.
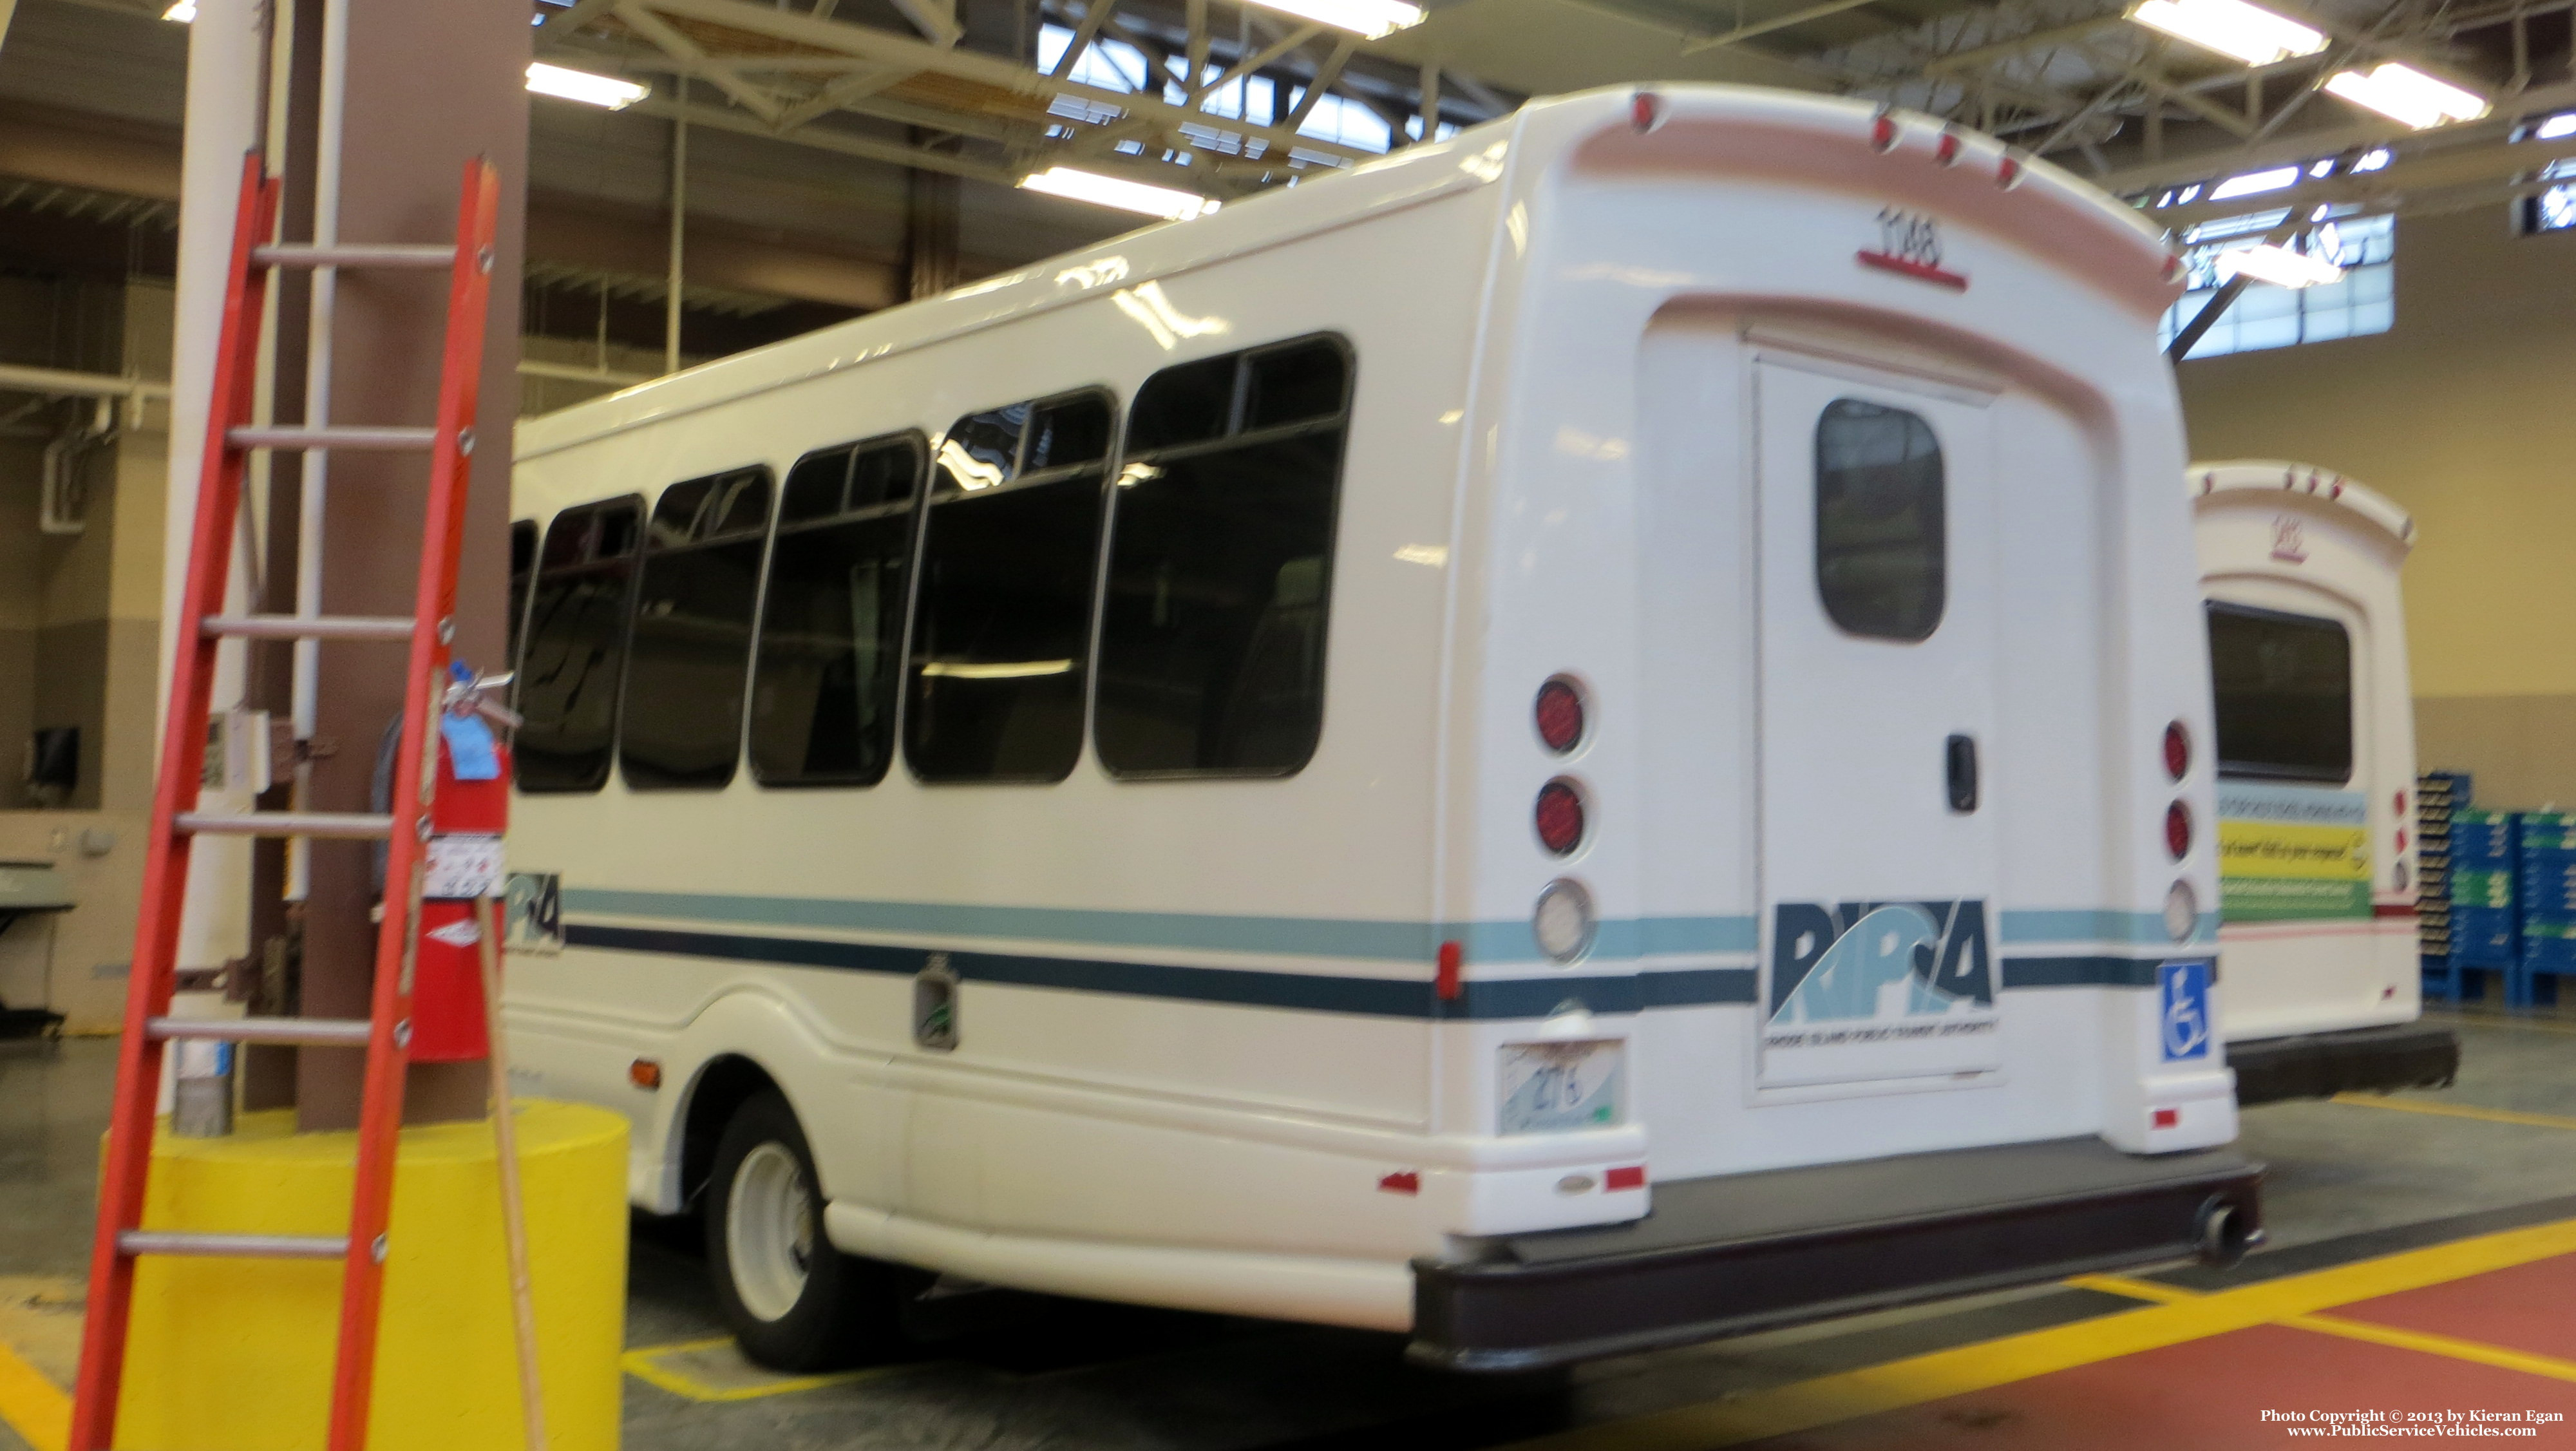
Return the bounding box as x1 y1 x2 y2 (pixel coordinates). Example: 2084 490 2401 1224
1 0 2571 334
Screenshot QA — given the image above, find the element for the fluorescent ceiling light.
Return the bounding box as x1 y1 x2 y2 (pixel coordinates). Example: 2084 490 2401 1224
2219 243 2344 288
526 62 650 110
2210 164 2302 199
2127 0 2324 66
2537 113 2576 140
1019 166 1221 222
2324 63 2489 129
161 1 195 19
1251 0 1425 39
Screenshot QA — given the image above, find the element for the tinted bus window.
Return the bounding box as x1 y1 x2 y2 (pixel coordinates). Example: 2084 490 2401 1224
1815 399 1945 642
517 497 643 793
750 435 923 787
2208 602 2353 783
1095 336 1351 777
507 519 536 665
620 468 772 790
905 394 1112 784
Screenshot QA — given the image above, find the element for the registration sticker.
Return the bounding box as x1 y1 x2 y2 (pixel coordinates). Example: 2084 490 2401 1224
1499 1039 1624 1136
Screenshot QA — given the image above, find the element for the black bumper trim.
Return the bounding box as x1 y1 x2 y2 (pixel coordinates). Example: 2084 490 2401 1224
2230 1022 2461 1106
1409 1136 2262 1371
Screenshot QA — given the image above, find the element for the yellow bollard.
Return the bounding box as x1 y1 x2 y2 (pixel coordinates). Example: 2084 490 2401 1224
115 1103 627 1451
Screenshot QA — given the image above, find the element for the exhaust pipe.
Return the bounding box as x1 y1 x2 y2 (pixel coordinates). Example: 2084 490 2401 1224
2195 1195 2260 1267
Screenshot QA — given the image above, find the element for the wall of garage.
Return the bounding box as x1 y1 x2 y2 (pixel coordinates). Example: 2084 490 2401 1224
2177 206 2576 811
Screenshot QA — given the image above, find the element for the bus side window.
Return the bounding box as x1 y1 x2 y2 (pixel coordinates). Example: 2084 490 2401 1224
905 392 1114 784
506 518 536 667
517 497 645 793
1814 398 1946 643
620 466 773 791
2206 601 2354 783
749 435 924 787
1095 335 1352 777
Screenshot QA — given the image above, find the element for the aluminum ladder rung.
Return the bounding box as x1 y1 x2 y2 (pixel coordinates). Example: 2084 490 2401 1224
174 811 393 840
252 243 456 270
147 1016 374 1047
202 614 415 642
118 1230 350 1260
228 425 437 451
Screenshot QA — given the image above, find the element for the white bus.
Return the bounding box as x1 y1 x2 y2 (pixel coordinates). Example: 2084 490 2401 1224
501 85 2260 1374
2190 461 2458 1104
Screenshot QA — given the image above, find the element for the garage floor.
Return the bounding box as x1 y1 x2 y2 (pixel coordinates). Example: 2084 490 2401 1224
5 1007 2575 1451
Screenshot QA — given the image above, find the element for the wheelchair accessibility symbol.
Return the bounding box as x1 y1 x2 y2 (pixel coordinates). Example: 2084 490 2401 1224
2160 959 2212 1062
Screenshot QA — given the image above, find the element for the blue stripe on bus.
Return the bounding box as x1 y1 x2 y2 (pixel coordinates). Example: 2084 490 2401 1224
558 923 1761 1019
560 888 1761 965
1997 955 2166 989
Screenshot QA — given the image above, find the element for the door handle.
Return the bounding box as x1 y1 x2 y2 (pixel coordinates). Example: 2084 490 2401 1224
1946 734 1978 813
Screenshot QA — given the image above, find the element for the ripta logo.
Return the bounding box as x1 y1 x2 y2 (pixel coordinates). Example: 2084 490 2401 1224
1767 900 1993 1025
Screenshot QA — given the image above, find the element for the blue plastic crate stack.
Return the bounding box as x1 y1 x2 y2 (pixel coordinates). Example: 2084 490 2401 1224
2442 802 2518 1005
2517 811 2576 1006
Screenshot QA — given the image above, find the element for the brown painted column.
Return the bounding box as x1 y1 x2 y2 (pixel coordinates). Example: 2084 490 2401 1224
296 0 528 1128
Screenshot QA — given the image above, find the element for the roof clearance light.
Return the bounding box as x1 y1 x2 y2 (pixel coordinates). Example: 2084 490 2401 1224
2324 63 2490 129
2164 720 2192 781
526 62 650 110
2218 243 2344 288
1250 0 1425 39
2126 0 2325 66
1021 166 1222 222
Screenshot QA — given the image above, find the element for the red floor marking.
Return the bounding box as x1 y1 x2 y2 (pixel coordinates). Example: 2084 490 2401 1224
2328 1250 2576 1363
1736 1324 2576 1449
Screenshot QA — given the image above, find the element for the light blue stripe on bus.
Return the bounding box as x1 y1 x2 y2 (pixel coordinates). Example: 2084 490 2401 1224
561 888 1761 965
1998 909 2220 946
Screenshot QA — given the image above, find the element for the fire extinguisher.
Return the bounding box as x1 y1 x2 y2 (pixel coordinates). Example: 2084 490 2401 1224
409 663 515 1063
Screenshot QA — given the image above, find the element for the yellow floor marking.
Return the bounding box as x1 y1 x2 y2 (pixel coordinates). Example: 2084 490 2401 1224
2331 1093 2576 1131
2074 1274 2576 1383
0 1336 68 1451
2284 1313 2576 1383
1502 1215 2576 1451
619 1335 903 1403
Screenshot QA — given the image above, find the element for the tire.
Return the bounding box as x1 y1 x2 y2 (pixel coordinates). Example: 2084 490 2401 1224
704 1088 905 1370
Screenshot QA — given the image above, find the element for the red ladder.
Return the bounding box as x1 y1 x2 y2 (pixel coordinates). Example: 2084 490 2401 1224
68 153 501 1451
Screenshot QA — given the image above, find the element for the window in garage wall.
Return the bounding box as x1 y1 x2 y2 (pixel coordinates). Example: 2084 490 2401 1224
2161 207 2396 360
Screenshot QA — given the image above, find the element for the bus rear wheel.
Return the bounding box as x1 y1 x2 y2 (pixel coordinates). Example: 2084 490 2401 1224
705 1088 905 1370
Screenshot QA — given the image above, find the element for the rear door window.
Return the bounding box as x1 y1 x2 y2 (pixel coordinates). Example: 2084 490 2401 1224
1814 398 1946 642
2207 601 2353 783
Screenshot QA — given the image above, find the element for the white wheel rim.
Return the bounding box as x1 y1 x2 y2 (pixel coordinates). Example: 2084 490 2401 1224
727 1141 813 1322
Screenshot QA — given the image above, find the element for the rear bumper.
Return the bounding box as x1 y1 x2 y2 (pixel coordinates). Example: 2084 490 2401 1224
2229 1022 2461 1106
1409 1135 2261 1371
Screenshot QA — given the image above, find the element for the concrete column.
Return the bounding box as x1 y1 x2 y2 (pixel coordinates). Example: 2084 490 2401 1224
290 0 529 1128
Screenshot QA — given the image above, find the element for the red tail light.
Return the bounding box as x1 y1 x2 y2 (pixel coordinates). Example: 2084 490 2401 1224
1535 678 1585 754
2165 801 2192 860
1535 780 1586 856
2163 721 2190 781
